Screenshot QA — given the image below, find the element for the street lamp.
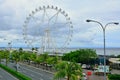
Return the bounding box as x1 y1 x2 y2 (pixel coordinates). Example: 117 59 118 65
86 19 119 80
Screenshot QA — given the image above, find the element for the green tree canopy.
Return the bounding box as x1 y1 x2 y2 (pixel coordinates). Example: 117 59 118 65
54 61 82 80
62 49 98 64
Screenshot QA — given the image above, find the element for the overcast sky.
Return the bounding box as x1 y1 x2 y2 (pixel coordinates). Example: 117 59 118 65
0 0 120 48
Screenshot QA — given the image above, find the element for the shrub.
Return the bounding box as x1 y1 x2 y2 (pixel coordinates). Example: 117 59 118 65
108 74 120 80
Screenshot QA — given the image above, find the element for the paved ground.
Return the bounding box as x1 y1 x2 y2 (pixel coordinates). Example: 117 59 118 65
83 69 120 80
111 69 120 74
19 63 54 80
83 69 104 80
0 68 18 80
1 62 65 80
6 62 54 80
1 61 120 80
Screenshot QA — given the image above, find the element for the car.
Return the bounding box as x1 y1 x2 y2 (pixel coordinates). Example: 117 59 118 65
82 64 87 69
86 65 91 70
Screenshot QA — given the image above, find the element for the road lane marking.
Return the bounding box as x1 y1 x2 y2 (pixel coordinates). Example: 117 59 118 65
21 66 43 76
0 68 18 80
19 63 54 74
19 63 54 79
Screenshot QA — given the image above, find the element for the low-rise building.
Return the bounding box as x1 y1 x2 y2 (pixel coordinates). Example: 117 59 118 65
109 58 120 69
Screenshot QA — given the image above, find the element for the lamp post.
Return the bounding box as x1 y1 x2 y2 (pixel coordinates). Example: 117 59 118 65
86 19 119 80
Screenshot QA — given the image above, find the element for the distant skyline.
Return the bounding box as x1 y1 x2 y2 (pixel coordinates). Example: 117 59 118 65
0 0 120 48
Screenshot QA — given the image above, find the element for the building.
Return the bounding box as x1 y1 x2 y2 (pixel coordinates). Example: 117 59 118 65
109 58 120 69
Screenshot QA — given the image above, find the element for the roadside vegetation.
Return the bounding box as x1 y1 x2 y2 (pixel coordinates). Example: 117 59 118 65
108 74 120 80
62 49 98 64
0 48 83 80
0 48 119 80
54 61 82 80
0 63 31 80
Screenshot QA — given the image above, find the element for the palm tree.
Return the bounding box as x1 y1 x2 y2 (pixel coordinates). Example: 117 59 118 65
19 47 23 52
39 53 49 69
47 56 59 70
4 50 9 66
54 61 82 80
12 50 19 64
0 50 5 64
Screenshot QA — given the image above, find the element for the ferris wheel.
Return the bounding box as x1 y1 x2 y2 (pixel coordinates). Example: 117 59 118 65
23 5 73 53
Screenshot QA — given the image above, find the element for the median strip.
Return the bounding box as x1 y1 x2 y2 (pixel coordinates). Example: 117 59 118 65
0 64 32 80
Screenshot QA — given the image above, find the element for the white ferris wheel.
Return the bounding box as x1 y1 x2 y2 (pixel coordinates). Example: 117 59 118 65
23 5 73 53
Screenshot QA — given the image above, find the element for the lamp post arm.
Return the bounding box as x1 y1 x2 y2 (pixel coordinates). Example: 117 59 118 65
87 20 105 30
105 22 119 29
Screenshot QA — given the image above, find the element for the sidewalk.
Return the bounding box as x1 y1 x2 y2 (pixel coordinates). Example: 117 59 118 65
111 69 120 74
83 69 104 80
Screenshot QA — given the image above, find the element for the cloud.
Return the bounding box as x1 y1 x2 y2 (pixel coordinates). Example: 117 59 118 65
0 0 120 48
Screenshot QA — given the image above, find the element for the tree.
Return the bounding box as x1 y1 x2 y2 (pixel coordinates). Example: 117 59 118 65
12 50 20 71
0 50 5 64
62 49 98 64
19 53 25 62
54 61 82 80
0 51 2 64
46 56 59 70
12 50 20 63
4 50 9 66
24 51 31 65
117 55 120 58
19 47 23 52
19 47 23 56
47 56 58 66
41 52 49 63
31 47 35 51
40 53 49 69
30 53 37 62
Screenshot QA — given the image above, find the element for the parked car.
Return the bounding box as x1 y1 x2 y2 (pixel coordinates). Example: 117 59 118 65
82 64 87 69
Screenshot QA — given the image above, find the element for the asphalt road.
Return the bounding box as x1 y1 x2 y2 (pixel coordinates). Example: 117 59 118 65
3 62 54 80
83 69 120 80
0 68 18 80
19 63 54 80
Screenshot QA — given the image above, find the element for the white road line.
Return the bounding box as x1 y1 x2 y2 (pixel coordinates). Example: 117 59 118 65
21 66 43 76
19 63 54 74
0 68 18 80
19 63 54 79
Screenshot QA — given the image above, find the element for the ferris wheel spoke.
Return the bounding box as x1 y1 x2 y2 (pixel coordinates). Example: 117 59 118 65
50 13 59 30
48 11 60 22
44 9 50 21
41 8 46 23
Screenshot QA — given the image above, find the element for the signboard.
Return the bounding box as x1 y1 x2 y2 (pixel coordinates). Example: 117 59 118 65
98 65 109 73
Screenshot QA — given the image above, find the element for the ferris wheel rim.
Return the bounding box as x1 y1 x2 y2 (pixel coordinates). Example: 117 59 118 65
23 5 73 52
